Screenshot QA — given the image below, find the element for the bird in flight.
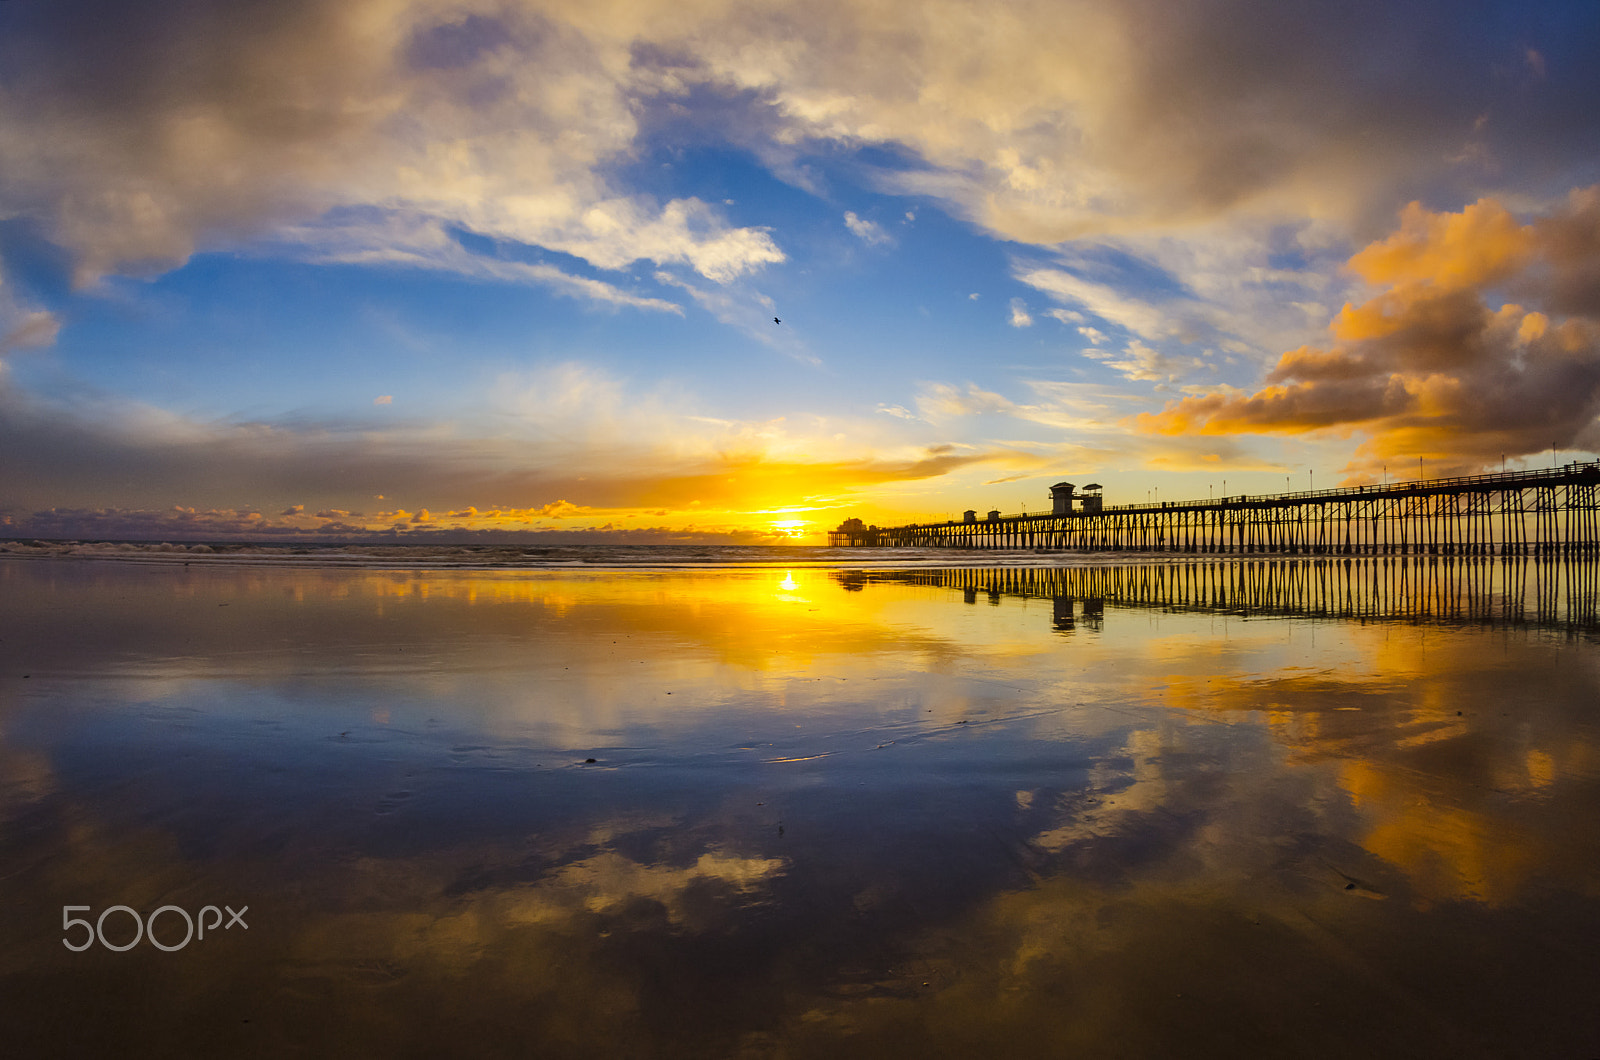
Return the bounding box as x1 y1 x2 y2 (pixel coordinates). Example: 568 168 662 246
773 316 781 325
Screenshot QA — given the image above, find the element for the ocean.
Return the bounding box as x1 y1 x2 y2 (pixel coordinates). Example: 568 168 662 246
3 549 1598 1056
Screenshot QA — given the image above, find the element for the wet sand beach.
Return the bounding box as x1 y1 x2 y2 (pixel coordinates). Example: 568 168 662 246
3 553 1599 1057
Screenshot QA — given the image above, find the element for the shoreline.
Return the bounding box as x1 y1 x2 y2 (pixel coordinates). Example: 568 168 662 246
0 540 1266 572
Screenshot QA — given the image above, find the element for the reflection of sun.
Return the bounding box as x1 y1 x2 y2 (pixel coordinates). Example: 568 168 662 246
769 519 807 540
778 571 799 591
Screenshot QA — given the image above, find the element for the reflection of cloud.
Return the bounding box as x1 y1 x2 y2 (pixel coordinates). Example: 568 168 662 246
1139 189 1600 477
544 849 784 921
3 786 786 1047
0 561 978 691
1147 626 1600 907
0 732 56 823
8 558 1600 1051
1339 760 1540 906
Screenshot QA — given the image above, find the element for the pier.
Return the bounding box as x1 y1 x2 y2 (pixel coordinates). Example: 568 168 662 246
830 460 1600 555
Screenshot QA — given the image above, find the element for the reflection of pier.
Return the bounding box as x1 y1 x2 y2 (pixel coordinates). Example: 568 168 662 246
831 462 1600 555
832 557 1600 631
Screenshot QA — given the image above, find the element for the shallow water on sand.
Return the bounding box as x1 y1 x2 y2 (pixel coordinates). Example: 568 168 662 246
2 556 1599 1057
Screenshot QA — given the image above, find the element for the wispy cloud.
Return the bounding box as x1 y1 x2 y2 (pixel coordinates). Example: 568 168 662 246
651 270 817 363
278 212 686 313
1083 339 1211 384
843 211 891 246
1015 266 1177 341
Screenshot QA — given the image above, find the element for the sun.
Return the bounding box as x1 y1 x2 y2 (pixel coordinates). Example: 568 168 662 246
768 519 808 540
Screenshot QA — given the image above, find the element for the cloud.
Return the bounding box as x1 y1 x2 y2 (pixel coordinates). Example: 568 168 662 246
1008 298 1033 327
0 359 1035 537
1084 339 1211 384
1138 188 1600 477
0 0 784 298
1 309 60 352
914 382 1018 421
7 0 1588 303
530 499 591 519
374 395 393 405
843 211 890 246
0 509 810 544
1015 266 1177 340
2 0 1597 514
279 211 685 313
0 258 61 357
648 0 1595 253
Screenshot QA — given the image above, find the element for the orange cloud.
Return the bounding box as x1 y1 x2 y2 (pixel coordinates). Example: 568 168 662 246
1138 187 1600 478
533 500 590 519
1346 197 1533 293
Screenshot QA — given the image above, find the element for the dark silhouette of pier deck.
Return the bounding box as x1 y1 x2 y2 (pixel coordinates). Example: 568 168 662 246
830 460 1600 555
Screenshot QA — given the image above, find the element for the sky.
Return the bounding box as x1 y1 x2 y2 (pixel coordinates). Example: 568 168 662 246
2 0 1599 544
